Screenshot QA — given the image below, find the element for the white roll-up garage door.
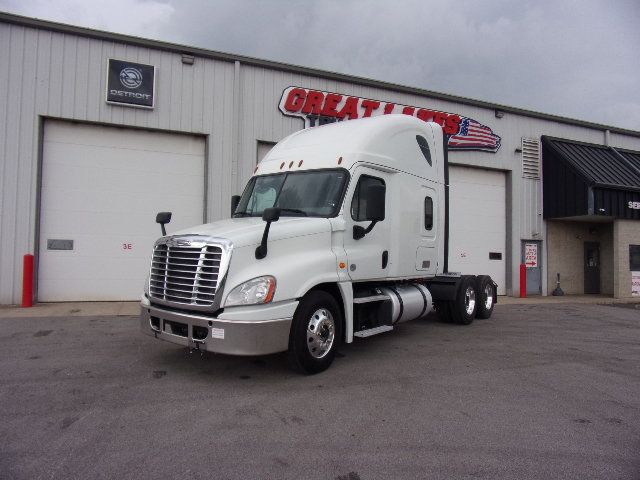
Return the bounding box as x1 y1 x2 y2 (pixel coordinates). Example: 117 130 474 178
448 166 506 295
39 121 205 301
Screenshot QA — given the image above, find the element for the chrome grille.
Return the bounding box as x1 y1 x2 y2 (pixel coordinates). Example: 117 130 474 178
149 243 223 307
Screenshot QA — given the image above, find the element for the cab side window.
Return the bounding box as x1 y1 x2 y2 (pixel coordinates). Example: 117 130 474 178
351 175 385 221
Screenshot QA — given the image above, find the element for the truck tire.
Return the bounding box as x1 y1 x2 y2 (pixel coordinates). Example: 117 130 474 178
287 291 342 374
475 275 495 319
450 275 478 325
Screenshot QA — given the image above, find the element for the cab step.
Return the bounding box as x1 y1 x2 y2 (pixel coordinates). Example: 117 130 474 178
353 294 389 304
353 325 393 338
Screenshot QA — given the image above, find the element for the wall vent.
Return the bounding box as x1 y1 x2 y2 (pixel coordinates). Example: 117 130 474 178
522 138 541 179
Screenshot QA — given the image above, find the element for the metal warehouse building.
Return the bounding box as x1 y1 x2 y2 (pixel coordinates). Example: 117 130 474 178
1 12 640 305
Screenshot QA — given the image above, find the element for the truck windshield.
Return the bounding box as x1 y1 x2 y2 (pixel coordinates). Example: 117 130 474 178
234 169 349 218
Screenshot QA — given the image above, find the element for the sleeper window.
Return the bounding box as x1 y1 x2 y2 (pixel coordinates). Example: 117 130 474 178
424 197 433 230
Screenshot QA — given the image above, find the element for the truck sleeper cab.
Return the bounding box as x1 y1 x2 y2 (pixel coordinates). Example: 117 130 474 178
140 115 497 374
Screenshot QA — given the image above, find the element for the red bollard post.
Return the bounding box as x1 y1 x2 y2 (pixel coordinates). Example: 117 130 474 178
22 254 34 308
519 263 527 298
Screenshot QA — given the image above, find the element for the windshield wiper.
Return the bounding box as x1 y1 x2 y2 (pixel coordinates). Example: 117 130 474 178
278 208 307 216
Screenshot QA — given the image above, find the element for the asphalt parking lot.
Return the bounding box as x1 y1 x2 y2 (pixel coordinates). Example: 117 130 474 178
1 302 639 480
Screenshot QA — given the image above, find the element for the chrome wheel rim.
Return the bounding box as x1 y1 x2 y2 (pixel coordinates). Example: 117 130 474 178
484 284 494 310
306 308 335 359
465 286 476 316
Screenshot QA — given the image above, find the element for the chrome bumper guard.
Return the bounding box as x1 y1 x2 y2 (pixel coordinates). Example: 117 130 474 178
140 302 293 356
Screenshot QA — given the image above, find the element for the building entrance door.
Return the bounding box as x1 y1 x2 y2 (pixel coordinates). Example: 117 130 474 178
584 242 601 294
521 241 542 295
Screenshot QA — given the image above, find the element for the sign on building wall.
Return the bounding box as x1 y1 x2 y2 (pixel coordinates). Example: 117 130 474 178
524 243 538 268
632 272 640 297
278 86 501 152
106 59 156 108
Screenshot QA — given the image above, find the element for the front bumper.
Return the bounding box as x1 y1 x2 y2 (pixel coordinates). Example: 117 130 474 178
140 297 297 356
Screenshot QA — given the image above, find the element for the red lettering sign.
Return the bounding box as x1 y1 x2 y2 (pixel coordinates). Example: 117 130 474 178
278 87 502 152
284 87 306 112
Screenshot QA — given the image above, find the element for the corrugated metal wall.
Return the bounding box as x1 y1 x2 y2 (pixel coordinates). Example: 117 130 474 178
0 22 238 304
2 18 640 302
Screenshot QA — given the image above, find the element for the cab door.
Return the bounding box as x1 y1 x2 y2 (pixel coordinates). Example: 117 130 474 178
342 166 392 281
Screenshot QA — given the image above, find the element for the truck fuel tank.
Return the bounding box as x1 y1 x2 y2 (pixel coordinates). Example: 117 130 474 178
379 284 433 324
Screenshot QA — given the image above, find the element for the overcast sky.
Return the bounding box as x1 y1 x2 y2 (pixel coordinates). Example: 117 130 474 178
2 0 639 130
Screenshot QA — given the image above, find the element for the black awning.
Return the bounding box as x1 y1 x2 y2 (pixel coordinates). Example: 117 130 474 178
542 136 640 220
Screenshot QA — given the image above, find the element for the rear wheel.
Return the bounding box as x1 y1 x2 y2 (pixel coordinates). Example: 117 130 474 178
475 275 495 319
450 275 478 325
287 291 342 374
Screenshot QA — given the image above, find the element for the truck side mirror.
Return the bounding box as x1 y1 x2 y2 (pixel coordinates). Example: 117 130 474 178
353 185 385 240
365 184 386 222
256 208 281 259
230 195 241 217
156 211 172 236
262 207 281 223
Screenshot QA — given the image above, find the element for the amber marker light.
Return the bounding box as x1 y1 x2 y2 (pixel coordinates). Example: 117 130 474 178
339 262 346 269
288 161 294 168
338 156 343 165
298 160 303 167
264 278 277 303
280 162 285 169
254 166 259 173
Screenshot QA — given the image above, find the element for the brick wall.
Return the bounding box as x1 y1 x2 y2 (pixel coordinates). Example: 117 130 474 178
546 220 613 295
613 220 640 298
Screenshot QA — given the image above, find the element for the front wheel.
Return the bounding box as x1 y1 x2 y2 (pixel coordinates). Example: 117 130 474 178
288 291 342 374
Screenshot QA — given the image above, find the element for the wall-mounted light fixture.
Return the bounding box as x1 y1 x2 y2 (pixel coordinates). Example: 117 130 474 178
495 109 505 119
514 147 522 153
181 54 195 65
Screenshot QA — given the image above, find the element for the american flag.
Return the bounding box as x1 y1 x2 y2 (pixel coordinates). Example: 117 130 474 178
448 118 501 152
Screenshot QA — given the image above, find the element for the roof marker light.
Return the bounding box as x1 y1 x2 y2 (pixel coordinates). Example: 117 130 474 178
338 157 343 165
289 161 294 168
298 160 303 167
280 162 285 169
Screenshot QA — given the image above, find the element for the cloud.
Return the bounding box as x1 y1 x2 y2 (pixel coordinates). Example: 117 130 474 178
2 0 639 129
1 0 174 37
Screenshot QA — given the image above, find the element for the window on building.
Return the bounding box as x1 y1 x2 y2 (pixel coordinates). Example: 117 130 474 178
630 245 640 270
351 175 385 221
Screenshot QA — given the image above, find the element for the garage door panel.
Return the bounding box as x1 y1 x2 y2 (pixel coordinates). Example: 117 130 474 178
41 212 204 237
46 122 205 156
448 166 506 295
42 168 203 194
43 147 204 181
41 183 202 215
39 121 205 301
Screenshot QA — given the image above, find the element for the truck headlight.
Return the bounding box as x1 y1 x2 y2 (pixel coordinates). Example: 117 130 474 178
225 276 276 307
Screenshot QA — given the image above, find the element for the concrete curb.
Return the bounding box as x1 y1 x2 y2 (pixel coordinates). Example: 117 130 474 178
0 302 139 318
1 295 639 318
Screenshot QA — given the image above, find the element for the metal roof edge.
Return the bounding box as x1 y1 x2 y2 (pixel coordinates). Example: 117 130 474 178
541 136 612 150
2 10 640 139
541 136 640 192
540 136 596 186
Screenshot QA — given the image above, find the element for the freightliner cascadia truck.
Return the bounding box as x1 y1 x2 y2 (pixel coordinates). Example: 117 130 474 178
140 114 497 374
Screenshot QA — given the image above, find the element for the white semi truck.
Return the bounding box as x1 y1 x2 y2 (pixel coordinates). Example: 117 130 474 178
140 115 497 374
